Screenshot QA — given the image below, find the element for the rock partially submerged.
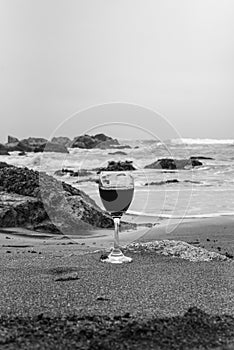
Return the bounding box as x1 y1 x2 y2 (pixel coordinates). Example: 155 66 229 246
190 156 214 160
96 160 136 172
51 136 72 147
125 240 230 262
54 168 93 177
34 142 68 153
71 133 119 149
0 164 113 233
145 179 179 186
0 144 9 155
5 136 69 154
0 162 13 168
145 158 203 170
108 151 127 156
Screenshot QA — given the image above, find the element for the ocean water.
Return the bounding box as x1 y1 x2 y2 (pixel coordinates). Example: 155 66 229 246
1 138 234 223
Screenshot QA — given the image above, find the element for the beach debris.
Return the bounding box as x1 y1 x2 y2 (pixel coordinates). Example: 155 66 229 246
96 296 110 301
100 253 109 261
225 252 234 259
55 273 80 282
124 240 231 262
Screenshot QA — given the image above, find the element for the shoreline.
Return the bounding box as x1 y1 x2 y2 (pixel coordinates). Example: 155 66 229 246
1 215 234 255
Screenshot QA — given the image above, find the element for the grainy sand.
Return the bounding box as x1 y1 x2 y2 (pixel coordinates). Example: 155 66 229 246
0 217 234 349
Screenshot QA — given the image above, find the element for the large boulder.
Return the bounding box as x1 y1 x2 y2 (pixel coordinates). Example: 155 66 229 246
0 162 13 168
96 160 136 172
34 142 69 153
0 144 9 155
145 158 203 170
0 164 113 233
6 139 34 152
71 134 119 149
22 137 48 147
8 135 19 143
5 137 69 153
51 136 72 147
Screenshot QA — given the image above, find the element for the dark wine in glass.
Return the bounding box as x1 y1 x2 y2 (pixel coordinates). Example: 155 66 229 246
99 171 134 263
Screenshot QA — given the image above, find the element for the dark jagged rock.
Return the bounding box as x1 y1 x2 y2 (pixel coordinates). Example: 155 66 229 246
96 160 136 172
51 136 72 147
34 142 69 153
6 137 68 153
8 135 19 143
94 139 120 149
6 140 34 152
0 162 13 168
71 134 119 149
108 151 127 156
145 179 179 186
145 158 203 170
0 144 9 155
0 164 113 233
190 156 214 160
22 137 48 147
112 145 131 149
18 151 26 156
54 169 93 177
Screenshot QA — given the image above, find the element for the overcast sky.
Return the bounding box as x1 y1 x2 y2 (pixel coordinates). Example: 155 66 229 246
0 0 233 142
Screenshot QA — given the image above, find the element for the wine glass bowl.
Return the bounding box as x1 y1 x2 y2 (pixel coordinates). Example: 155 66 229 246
99 171 134 264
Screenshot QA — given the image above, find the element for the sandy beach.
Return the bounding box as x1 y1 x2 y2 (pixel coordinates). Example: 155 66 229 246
0 217 234 349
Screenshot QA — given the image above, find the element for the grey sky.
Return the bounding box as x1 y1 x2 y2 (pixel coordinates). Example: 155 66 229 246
0 0 233 142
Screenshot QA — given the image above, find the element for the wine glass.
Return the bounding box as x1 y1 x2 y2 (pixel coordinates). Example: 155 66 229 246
98 171 134 264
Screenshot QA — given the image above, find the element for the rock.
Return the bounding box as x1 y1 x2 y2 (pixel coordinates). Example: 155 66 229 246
8 135 19 143
6 140 33 152
54 169 93 177
71 134 119 149
0 165 113 233
18 151 26 156
51 137 72 147
145 179 179 186
22 137 48 147
34 142 69 153
190 156 214 160
94 139 120 149
112 145 131 149
0 162 13 168
144 158 203 170
108 151 127 156
5 137 51 153
0 144 9 155
96 160 136 172
93 133 111 142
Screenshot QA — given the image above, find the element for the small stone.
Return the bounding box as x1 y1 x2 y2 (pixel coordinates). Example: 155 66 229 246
96 296 110 301
100 254 109 261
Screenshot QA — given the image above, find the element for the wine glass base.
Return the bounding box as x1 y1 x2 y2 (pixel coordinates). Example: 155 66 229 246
101 251 132 264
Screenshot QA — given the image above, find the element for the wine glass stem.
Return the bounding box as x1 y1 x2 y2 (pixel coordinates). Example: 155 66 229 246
113 217 121 252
